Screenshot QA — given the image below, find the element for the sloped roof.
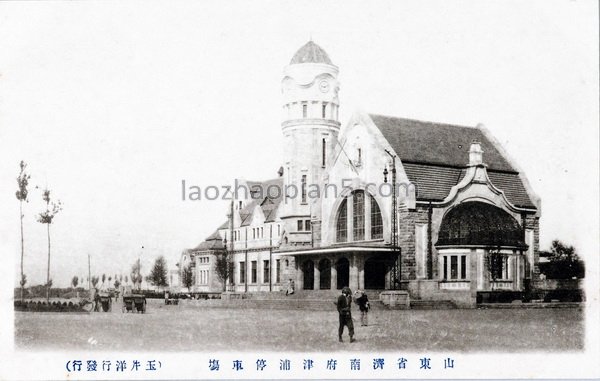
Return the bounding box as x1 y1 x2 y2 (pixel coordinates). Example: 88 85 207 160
243 177 284 223
370 114 515 171
370 114 536 209
189 176 284 251
191 230 224 252
290 41 333 65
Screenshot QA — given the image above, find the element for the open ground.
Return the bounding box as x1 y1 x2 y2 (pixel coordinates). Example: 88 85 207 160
14 300 584 352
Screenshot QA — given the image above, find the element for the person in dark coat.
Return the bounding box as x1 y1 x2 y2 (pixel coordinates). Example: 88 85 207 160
355 290 370 326
336 287 355 343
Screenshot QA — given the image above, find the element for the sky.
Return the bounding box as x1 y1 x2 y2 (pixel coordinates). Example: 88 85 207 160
0 0 598 288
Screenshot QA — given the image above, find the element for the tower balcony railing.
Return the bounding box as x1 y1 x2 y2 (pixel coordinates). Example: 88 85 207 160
281 118 341 129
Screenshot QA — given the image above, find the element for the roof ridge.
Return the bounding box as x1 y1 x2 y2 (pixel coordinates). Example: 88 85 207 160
369 113 478 130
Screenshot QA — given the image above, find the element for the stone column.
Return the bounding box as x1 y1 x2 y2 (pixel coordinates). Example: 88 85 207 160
295 259 303 291
469 249 478 306
358 256 365 290
482 250 490 290
349 252 359 291
512 253 519 291
330 260 337 290
314 260 320 290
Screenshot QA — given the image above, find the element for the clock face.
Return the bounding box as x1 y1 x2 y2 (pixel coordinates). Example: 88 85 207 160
319 80 329 93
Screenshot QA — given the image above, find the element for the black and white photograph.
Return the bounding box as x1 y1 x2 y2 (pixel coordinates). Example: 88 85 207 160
0 0 598 379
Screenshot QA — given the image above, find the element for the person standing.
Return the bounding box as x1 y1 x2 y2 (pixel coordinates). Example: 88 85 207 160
355 290 370 326
336 287 355 343
286 279 295 295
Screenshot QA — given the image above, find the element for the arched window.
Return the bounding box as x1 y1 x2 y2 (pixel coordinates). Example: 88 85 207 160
336 191 384 242
353 190 365 240
336 198 347 242
371 196 383 239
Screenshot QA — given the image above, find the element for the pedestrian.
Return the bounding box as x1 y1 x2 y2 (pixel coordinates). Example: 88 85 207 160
286 279 295 295
335 287 355 343
355 290 370 326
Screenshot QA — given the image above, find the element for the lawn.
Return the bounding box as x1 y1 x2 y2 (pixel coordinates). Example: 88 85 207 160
14 300 584 352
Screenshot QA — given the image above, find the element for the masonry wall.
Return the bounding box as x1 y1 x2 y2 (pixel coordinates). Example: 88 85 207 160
523 214 541 281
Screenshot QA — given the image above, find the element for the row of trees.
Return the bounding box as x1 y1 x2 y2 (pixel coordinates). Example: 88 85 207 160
75 256 171 292
16 161 62 302
17 159 174 300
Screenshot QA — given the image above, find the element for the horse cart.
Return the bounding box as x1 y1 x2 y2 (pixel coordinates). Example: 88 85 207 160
95 292 112 312
122 294 147 313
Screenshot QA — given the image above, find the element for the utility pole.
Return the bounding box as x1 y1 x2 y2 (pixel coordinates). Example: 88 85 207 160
269 224 273 292
384 149 401 290
227 200 234 292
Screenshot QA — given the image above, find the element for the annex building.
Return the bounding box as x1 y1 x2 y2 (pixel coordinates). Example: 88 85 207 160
179 41 541 307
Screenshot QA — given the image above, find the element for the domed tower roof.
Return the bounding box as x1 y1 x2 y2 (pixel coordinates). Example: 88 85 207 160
290 41 333 65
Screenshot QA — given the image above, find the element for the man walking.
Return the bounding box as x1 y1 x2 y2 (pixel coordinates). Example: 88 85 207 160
355 290 370 326
336 287 355 343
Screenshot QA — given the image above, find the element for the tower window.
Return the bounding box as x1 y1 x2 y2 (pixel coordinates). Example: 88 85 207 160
297 220 303 231
302 104 307 118
322 138 326 167
301 174 307 203
322 103 327 118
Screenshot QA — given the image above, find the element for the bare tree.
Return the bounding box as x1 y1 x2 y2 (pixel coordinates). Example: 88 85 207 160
15 161 30 302
214 250 232 292
131 259 143 290
182 265 194 292
37 188 62 302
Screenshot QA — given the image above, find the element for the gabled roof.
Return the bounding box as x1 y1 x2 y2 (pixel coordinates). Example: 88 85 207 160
369 114 536 209
290 41 333 65
189 176 284 251
191 230 224 252
243 177 284 223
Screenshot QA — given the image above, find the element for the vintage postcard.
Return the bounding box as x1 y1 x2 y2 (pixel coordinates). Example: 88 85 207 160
0 0 598 379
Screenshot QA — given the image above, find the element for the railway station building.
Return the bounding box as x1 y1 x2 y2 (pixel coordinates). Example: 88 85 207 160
180 41 541 307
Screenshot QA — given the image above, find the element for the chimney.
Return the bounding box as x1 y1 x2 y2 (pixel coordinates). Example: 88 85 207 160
469 141 484 166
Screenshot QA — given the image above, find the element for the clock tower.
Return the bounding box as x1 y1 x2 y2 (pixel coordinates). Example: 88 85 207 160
280 41 341 246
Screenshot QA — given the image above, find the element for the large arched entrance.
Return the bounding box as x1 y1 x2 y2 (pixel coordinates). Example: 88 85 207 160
364 255 389 289
302 260 314 290
336 257 350 289
319 258 331 290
